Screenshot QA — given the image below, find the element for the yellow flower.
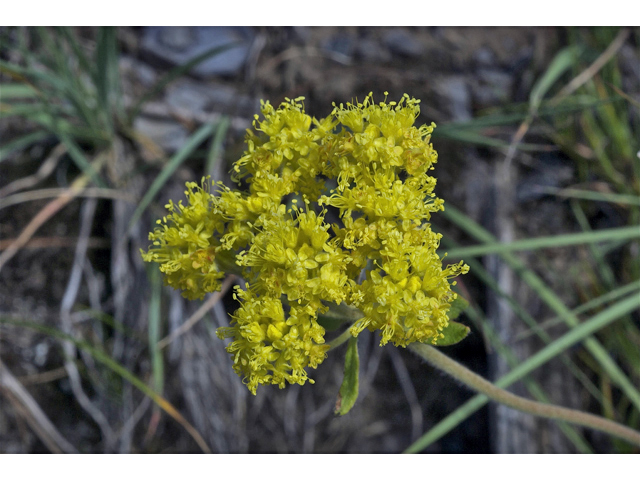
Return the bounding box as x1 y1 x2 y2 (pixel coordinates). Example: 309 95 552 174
140 180 226 300
142 93 468 394
216 287 329 395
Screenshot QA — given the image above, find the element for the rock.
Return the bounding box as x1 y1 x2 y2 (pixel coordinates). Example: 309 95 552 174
141 27 254 78
433 76 472 122
356 38 392 63
472 69 514 108
165 80 258 118
383 28 423 58
133 116 188 153
516 153 574 203
119 56 157 88
321 34 357 59
473 46 497 68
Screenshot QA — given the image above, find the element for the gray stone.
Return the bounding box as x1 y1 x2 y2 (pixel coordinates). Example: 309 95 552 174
516 154 574 203
141 27 254 77
356 38 392 63
165 79 259 118
321 34 357 59
133 116 189 153
383 28 423 58
473 69 514 107
433 76 472 122
473 46 496 68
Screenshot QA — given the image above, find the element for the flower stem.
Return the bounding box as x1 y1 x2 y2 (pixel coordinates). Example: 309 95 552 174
327 325 357 351
409 343 640 448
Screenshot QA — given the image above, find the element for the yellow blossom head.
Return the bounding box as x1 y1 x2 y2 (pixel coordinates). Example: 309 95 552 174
141 93 468 394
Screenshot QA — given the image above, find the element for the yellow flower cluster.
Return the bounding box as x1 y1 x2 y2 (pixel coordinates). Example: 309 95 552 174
141 93 468 394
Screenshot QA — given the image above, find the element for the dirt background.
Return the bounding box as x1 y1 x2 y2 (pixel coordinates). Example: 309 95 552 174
1 27 638 453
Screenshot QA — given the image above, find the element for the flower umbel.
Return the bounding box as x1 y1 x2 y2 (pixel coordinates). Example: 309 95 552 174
142 93 468 394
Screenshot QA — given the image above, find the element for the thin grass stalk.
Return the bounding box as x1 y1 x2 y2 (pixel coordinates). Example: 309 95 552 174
405 290 640 452
409 343 640 449
442 204 640 413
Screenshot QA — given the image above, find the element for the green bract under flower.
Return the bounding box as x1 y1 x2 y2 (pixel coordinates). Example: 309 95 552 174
141 93 469 395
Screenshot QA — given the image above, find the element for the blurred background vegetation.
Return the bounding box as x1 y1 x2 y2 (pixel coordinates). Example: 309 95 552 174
0 26 638 453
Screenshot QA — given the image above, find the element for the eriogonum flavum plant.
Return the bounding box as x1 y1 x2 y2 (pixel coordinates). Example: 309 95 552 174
141 93 469 395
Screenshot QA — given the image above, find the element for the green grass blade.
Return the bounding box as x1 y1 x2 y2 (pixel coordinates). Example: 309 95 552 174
127 122 216 232
434 128 547 151
530 45 581 110
24 112 110 144
443 238 608 408
405 292 640 453
57 132 108 188
445 225 640 259
0 130 49 163
442 204 640 413
0 59 73 93
128 43 236 122
57 27 95 79
94 27 120 128
535 185 640 206
570 200 617 290
148 266 164 396
463 304 594 453
516 280 640 342
205 116 230 178
0 83 40 99
0 102 67 118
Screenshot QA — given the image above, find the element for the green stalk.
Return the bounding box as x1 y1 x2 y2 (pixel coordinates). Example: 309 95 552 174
409 343 640 448
442 204 640 413
405 290 640 452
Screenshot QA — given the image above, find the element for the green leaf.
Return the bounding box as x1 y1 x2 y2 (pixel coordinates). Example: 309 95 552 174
433 321 470 347
447 295 469 321
335 336 359 416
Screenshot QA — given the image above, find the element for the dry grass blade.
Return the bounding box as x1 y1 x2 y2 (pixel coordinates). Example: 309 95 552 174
0 236 109 251
388 347 422 442
157 275 237 350
556 28 630 99
0 174 89 274
59 198 116 450
0 359 78 453
1 316 213 453
16 367 68 386
0 152 108 273
0 143 66 198
0 187 137 210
